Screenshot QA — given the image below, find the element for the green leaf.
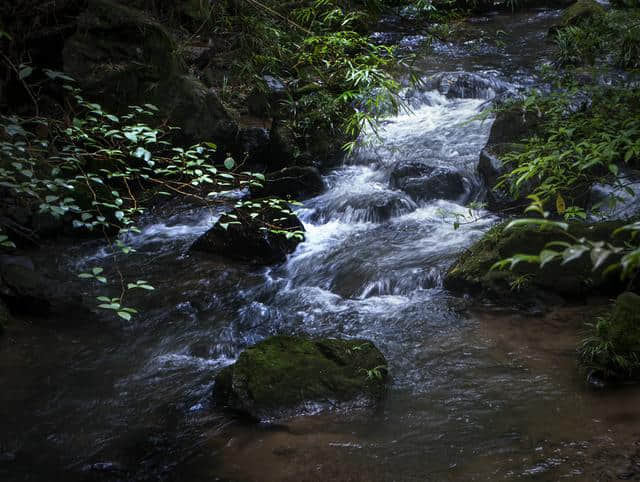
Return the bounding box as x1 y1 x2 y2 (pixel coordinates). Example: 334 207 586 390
590 247 611 271
505 219 569 231
18 65 33 79
539 249 559 267
609 164 619 176
562 245 589 264
117 311 132 321
224 157 235 170
133 146 152 163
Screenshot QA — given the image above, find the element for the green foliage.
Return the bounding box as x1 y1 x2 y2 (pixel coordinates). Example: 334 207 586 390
580 292 640 379
0 71 296 319
498 86 640 213
203 0 429 154
553 9 640 69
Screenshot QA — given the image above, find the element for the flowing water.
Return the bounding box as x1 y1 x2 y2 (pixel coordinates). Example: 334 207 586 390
2 7 640 482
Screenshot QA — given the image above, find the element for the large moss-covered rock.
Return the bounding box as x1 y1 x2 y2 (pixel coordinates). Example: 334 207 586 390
580 292 640 381
608 292 640 353
444 221 626 304
549 0 606 34
63 0 179 106
191 201 305 264
63 0 236 146
215 336 388 420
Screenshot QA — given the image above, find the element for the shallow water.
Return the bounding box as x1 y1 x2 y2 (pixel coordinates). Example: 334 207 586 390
2 7 640 482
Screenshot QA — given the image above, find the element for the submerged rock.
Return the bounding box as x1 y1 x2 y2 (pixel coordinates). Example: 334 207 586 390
444 221 627 305
390 161 469 203
250 166 325 200
425 72 512 100
215 335 388 420
311 189 416 224
191 201 305 265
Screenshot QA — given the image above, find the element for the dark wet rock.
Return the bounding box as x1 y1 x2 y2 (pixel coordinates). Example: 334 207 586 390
444 221 627 305
268 121 298 168
236 126 271 164
425 72 513 100
311 190 416 224
390 162 469 203
477 143 530 212
192 202 305 265
158 75 237 147
479 103 589 212
247 75 287 118
0 256 88 317
215 335 388 420
549 0 606 35
250 166 325 201
486 103 542 147
63 0 237 147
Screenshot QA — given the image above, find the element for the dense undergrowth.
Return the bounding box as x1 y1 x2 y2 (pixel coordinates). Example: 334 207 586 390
492 3 640 379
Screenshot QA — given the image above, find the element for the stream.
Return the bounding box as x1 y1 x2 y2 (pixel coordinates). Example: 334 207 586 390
2 7 640 482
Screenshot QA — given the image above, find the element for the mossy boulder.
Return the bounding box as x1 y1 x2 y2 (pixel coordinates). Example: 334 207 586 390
191 201 305 264
549 0 606 34
63 0 179 107
63 0 236 146
608 292 640 353
444 221 627 304
580 292 640 381
215 336 388 420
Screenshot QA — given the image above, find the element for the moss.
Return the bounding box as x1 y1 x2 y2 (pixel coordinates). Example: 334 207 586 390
552 0 606 32
215 336 388 420
63 0 180 112
580 292 640 380
445 220 627 303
